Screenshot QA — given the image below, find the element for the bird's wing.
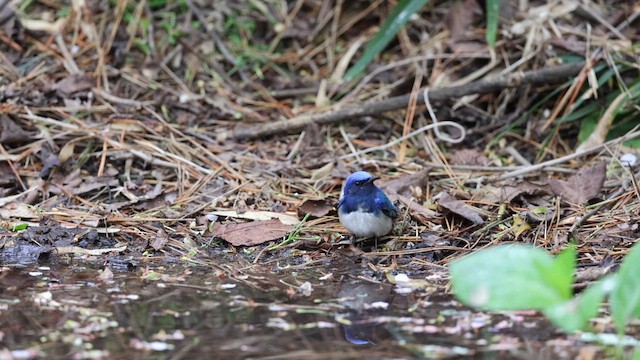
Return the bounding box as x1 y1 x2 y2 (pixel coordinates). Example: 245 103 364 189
337 197 344 209
375 193 398 218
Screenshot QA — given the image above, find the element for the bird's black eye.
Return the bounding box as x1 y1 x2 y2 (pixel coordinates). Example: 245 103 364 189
354 181 363 186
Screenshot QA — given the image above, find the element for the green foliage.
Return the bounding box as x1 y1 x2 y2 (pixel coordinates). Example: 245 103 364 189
224 16 258 46
611 242 640 333
149 0 188 11
109 0 193 55
11 223 28 231
133 38 151 56
451 241 640 337
577 80 640 148
158 12 184 46
56 6 72 19
269 214 311 250
485 0 501 47
223 14 271 77
344 0 430 81
450 245 574 311
543 277 611 332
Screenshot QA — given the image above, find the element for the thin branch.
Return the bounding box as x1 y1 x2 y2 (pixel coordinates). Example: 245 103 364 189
223 61 587 141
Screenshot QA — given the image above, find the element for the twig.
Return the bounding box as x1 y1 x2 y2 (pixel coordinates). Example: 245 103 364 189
223 61 587 140
0 142 26 190
569 186 627 235
494 128 640 181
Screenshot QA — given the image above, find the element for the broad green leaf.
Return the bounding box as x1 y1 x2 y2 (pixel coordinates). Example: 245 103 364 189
450 244 574 310
485 0 501 48
544 275 615 332
343 0 430 81
611 241 640 333
549 245 577 289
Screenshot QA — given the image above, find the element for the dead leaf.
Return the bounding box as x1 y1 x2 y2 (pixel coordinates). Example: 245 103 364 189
378 169 437 225
150 229 169 250
0 202 38 219
510 214 531 239
445 0 482 41
54 74 95 97
40 153 61 178
212 219 293 246
0 4 17 38
98 267 114 281
379 168 430 198
449 148 490 166
210 210 299 226
523 202 555 223
19 17 65 33
58 142 75 162
385 273 437 293
396 194 438 225
297 199 334 218
437 192 484 225
47 169 119 195
54 245 127 255
0 242 52 265
549 162 606 204
474 182 549 203
0 115 34 145
500 182 550 203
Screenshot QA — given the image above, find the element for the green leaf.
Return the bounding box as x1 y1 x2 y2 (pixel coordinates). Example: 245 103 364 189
11 223 28 231
485 0 501 48
543 275 614 332
611 241 640 333
343 0 430 81
450 244 575 310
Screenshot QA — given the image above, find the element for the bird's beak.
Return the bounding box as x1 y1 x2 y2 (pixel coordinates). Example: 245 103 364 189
367 177 379 184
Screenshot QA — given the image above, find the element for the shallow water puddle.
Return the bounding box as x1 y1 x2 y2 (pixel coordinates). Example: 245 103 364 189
0 260 580 359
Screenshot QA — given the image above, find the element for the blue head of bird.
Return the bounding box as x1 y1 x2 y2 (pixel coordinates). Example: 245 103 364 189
338 171 397 238
341 171 379 198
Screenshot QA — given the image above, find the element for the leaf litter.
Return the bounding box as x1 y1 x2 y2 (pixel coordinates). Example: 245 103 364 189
0 0 639 358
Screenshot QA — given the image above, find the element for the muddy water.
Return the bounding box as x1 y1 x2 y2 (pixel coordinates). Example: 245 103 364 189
0 259 579 359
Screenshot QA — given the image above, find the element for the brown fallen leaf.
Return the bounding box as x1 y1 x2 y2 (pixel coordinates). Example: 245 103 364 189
0 115 34 145
437 192 484 225
0 202 38 219
445 0 482 41
212 219 293 246
297 199 334 218
378 169 437 224
549 162 606 205
474 182 549 204
396 194 438 225
150 229 169 251
40 153 61 178
379 168 431 198
98 267 114 282
47 169 119 196
449 148 490 166
53 74 95 97
500 182 550 203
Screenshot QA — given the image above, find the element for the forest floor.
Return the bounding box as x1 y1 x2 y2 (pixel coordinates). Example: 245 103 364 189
1 0 640 359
